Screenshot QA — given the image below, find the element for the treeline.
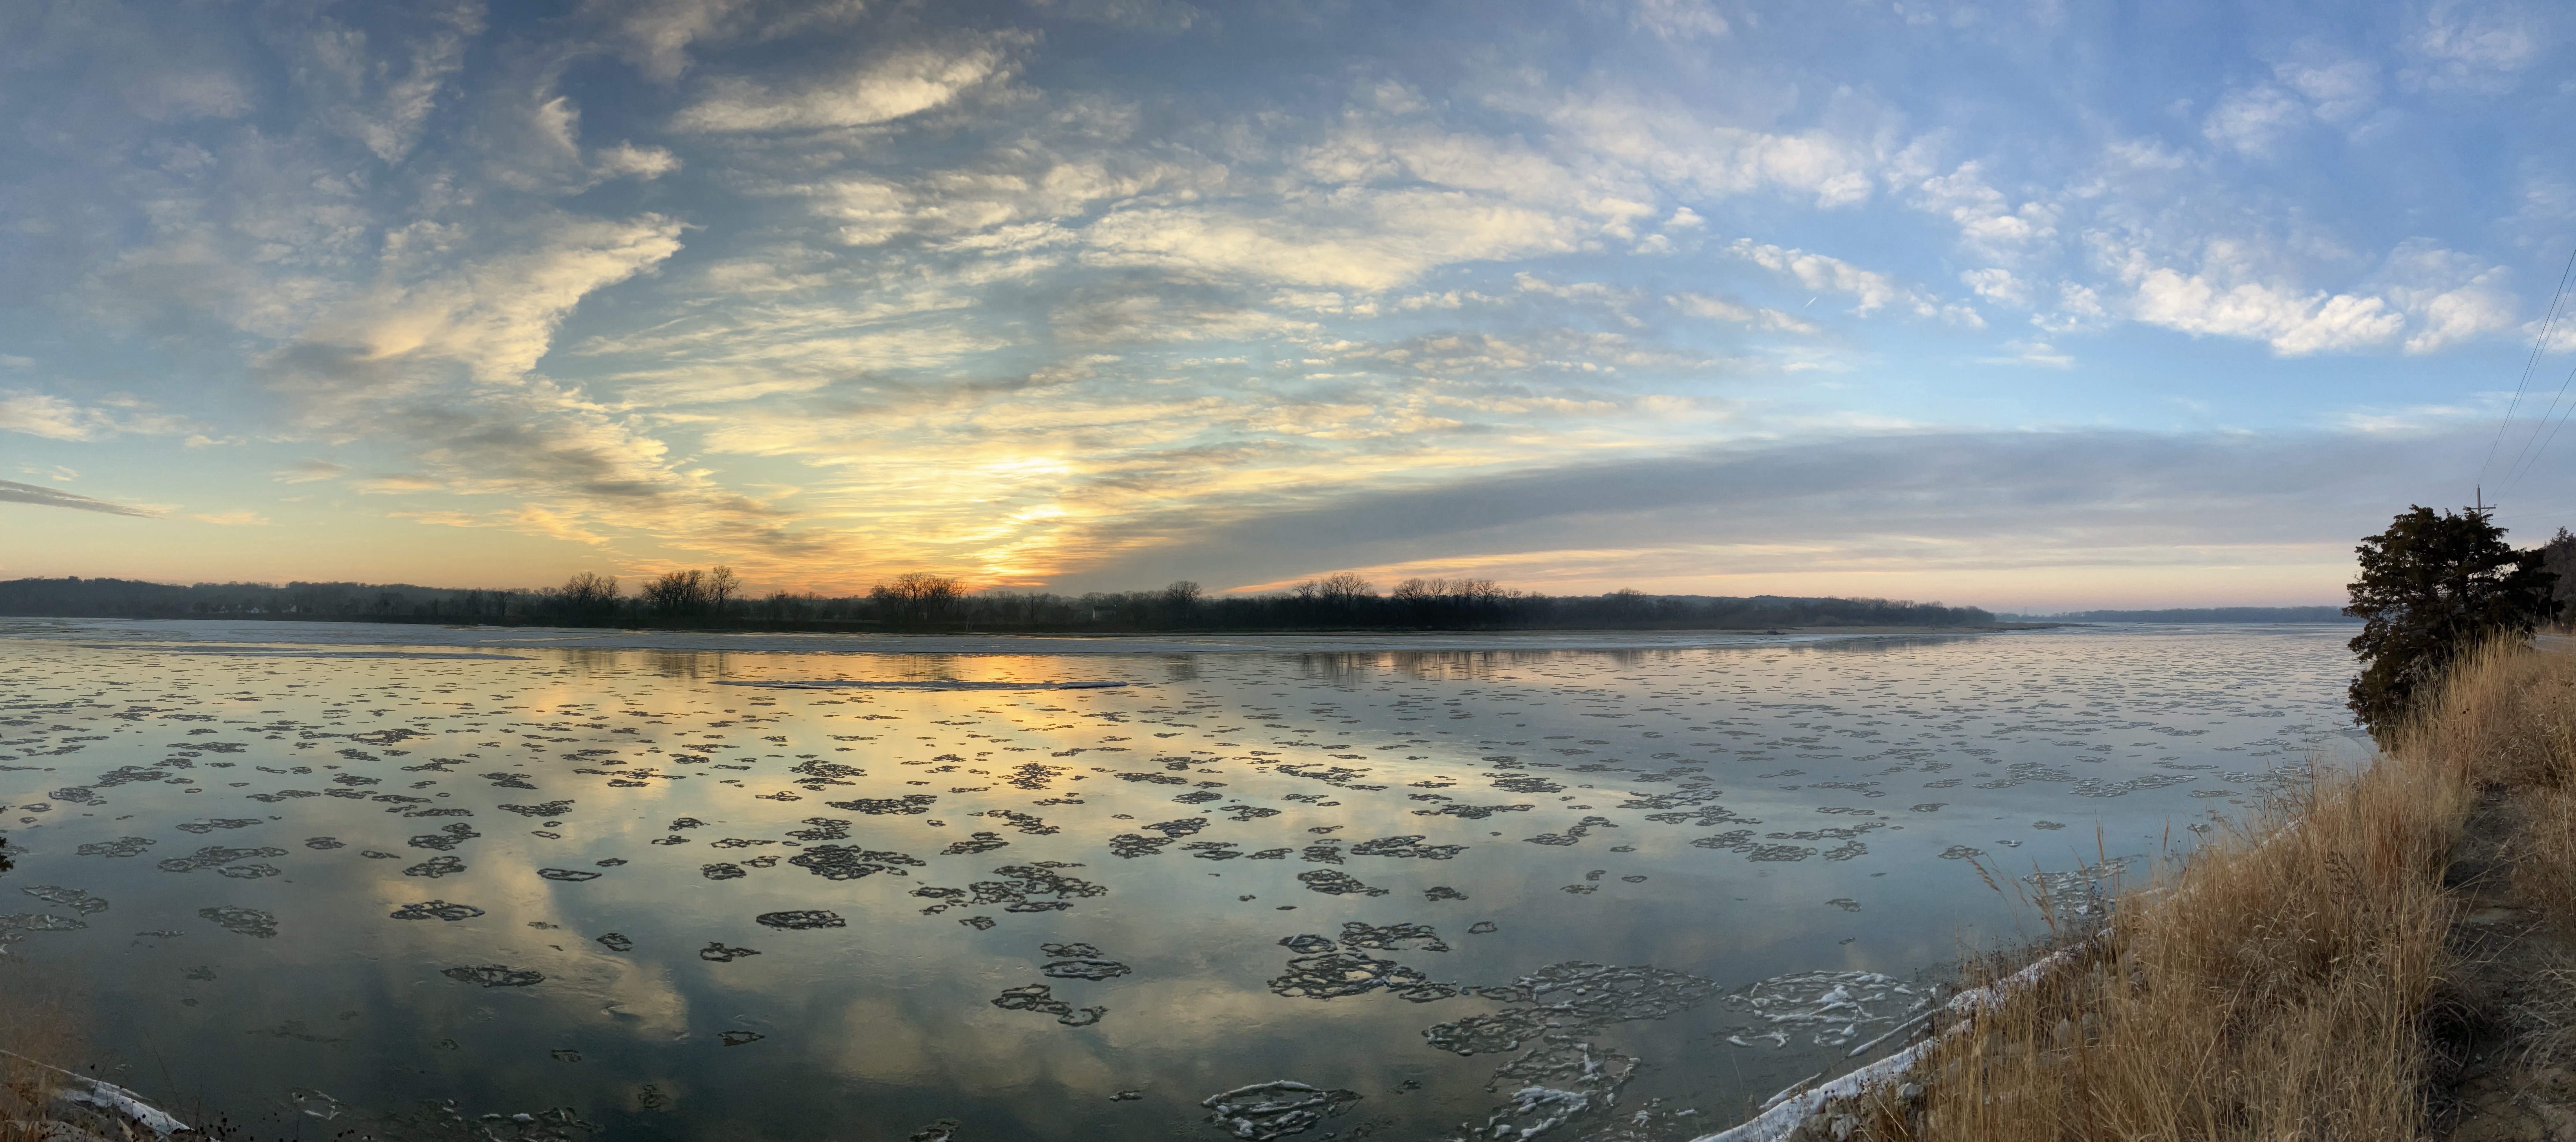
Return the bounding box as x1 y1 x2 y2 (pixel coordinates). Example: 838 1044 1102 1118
2040 607 2359 623
0 571 1996 633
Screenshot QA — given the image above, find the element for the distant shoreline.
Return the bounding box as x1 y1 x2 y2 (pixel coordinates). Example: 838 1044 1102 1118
0 616 2076 657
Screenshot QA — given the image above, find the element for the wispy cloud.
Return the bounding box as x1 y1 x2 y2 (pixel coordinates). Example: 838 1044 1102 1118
189 510 272 526
0 479 160 518
274 458 349 484
671 40 1020 132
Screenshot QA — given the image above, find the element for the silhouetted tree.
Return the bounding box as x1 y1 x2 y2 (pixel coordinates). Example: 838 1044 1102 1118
559 572 620 621
2345 504 2560 737
872 572 963 624
707 566 741 614
644 570 708 616
1314 572 1373 602
1161 581 1201 623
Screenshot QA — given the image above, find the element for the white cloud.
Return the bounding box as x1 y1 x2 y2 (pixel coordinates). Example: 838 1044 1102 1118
2125 263 2403 355
127 69 253 122
596 142 681 180
1960 268 2033 308
1081 195 1588 292
2377 241 2518 354
302 2 485 163
2408 0 2547 89
2274 53 2378 122
296 215 686 386
790 155 1217 246
1301 120 1660 235
672 41 1017 132
2032 282 2111 334
1726 239 1947 319
2201 85 2306 156
0 391 193 441
495 94 684 194
1982 339 2075 368
1535 91 1878 208
0 392 104 440
274 458 349 484
1913 162 2058 254
594 0 751 81
1627 0 1729 40
2338 401 2486 435
1668 293 1823 335
2197 50 2380 157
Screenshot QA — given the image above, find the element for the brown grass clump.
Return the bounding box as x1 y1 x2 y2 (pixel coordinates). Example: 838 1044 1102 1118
1861 638 2576 1142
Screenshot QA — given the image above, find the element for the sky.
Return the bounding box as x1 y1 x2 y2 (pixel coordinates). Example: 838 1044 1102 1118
3 0 2575 610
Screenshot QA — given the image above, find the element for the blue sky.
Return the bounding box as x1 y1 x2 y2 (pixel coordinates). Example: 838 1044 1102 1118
3 0 2573 609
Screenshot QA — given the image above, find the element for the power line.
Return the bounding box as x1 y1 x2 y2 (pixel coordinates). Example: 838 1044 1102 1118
2484 243 2576 489
2504 356 2576 495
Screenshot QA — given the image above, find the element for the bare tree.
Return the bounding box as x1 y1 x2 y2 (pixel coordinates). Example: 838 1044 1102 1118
1315 572 1374 603
871 572 963 623
644 569 708 616
559 572 620 618
707 565 741 613
1162 580 1202 611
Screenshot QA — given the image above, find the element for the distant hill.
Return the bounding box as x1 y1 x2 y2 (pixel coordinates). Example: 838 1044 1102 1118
2039 607 2356 624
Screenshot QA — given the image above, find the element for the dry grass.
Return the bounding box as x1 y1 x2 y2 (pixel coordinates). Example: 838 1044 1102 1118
2516 787 2576 927
0 958 83 1142
1859 639 2576 1142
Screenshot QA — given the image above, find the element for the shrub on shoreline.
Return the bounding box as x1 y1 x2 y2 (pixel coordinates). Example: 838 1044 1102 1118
2344 505 2558 738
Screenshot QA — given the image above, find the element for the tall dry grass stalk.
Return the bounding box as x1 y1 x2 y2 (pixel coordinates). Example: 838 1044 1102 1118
1862 639 2576 1142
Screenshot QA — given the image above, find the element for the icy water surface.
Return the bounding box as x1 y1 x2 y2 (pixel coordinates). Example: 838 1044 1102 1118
0 622 2357 1141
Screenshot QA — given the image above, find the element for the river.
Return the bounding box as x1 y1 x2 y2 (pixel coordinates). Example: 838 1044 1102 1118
0 620 2359 1141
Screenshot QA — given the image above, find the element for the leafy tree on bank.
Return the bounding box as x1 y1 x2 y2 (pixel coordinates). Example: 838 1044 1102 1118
2345 505 2560 737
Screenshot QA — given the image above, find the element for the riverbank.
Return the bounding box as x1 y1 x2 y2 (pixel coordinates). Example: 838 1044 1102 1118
1731 638 2576 1141
0 616 2046 657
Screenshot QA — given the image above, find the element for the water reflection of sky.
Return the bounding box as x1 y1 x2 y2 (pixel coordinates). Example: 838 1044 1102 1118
0 623 2357 1141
